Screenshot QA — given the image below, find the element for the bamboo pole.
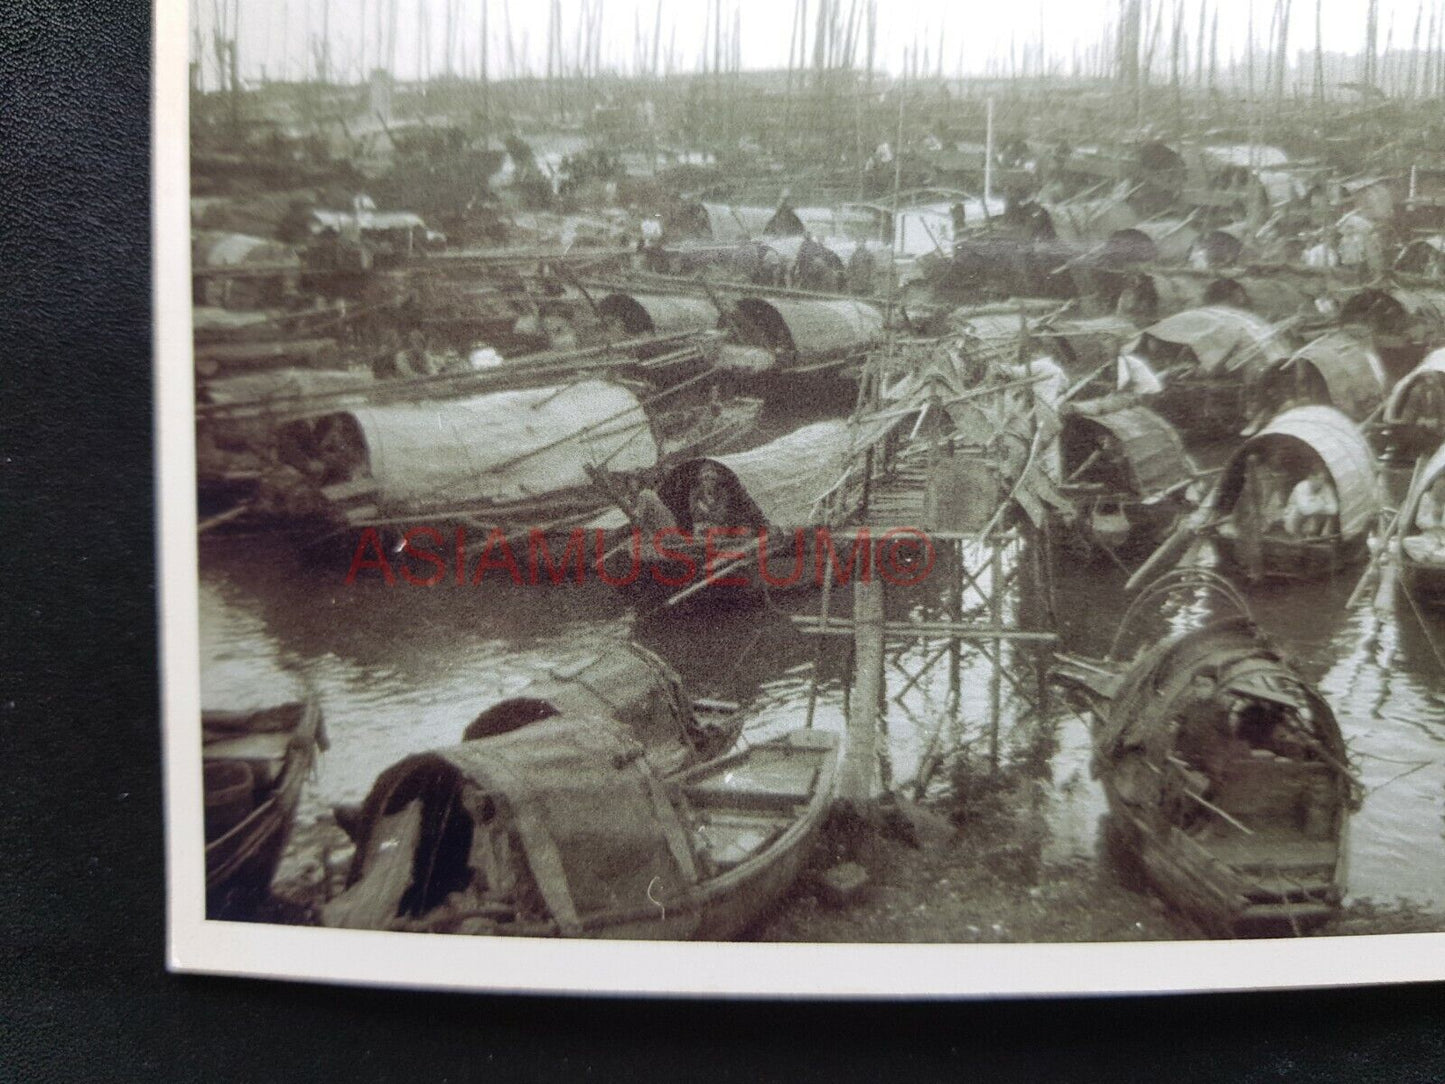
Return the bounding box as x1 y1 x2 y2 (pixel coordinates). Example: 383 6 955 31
839 567 885 802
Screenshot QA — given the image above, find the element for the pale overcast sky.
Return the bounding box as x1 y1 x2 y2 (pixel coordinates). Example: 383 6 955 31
191 0 1429 88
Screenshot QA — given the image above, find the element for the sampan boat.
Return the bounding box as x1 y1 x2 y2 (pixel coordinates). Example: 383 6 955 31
322 719 838 940
1207 405 1378 583
1379 349 1445 463
204 698 327 918
1055 601 1359 937
1396 442 1445 609
250 378 761 546
1054 400 1196 564
599 417 895 608
1128 305 1292 443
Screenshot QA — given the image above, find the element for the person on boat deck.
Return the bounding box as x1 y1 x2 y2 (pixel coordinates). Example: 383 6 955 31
1399 375 1445 431
1173 671 1253 783
1415 475 1445 535
394 330 436 378
1241 450 1288 529
689 463 734 532
1282 466 1339 538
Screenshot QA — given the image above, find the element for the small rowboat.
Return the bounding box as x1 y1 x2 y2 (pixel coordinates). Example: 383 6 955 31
322 719 838 940
1209 406 1378 583
204 698 326 918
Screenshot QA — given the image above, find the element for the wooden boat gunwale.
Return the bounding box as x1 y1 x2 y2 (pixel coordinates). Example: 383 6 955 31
203 698 325 894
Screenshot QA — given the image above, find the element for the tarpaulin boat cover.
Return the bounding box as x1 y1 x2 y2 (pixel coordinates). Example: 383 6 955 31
201 367 374 407
700 203 775 242
1062 403 1194 499
1342 287 1445 337
1135 305 1290 376
1401 443 1445 530
1218 405 1379 542
598 292 719 336
337 716 697 935
339 379 658 514
192 231 301 269
1383 348 1445 421
658 417 892 529
1282 331 1387 420
1098 619 1340 763
464 643 706 777
1038 197 1139 243
763 205 880 243
1203 274 1325 321
732 297 883 363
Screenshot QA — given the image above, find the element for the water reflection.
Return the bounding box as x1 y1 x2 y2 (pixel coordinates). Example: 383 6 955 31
198 510 1445 915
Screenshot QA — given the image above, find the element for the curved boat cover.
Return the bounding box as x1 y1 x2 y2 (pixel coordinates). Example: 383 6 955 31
334 716 697 935
1383 348 1445 421
465 643 709 777
343 379 658 514
1400 442 1445 529
1040 197 1139 243
700 202 775 242
1284 331 1387 420
1220 405 1379 541
1202 274 1324 321
1062 403 1194 498
1099 618 1342 762
658 419 865 529
764 205 880 243
1342 287 1445 336
1136 305 1290 376
732 297 883 362
598 292 720 337
192 231 301 269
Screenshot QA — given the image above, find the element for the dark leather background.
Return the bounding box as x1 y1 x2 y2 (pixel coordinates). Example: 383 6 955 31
2 1 1442 1079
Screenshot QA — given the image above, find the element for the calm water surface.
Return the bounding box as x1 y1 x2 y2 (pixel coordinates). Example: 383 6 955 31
200 516 1445 919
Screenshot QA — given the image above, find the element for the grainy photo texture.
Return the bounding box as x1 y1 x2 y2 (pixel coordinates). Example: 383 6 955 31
166 0 1445 990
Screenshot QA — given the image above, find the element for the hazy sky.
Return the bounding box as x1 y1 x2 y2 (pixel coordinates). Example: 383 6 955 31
191 0 1431 88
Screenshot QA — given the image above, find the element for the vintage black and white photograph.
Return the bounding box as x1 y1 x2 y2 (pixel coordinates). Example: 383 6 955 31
157 0 1445 994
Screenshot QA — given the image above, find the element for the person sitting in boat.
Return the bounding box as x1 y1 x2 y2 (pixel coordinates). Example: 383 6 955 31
1405 475 1445 566
393 330 436 378
1415 475 1445 535
1282 466 1339 539
1398 374 1445 435
689 463 735 533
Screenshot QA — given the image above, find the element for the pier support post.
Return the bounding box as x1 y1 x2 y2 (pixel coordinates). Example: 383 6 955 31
839 566 886 802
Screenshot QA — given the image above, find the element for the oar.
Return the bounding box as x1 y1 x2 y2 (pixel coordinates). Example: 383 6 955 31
1125 469 1222 593
1125 516 1207 593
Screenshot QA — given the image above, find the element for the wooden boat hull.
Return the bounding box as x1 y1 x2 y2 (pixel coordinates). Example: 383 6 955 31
1215 532 1368 584
325 725 838 941
1059 618 1357 938
1108 809 1342 937
605 530 839 609
205 700 325 919
538 729 840 941
1055 497 1186 566
1401 555 1445 610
